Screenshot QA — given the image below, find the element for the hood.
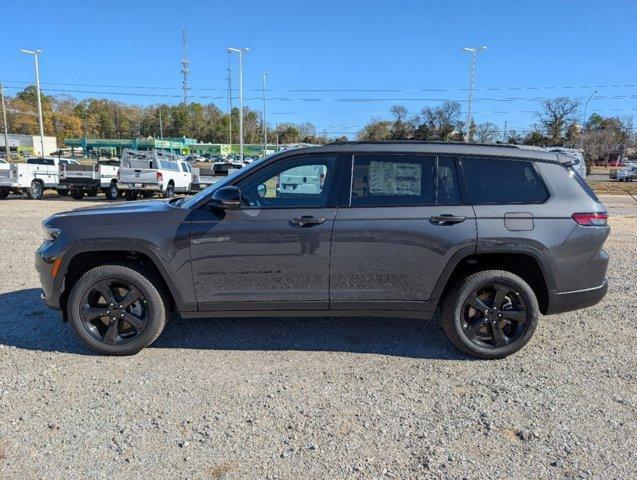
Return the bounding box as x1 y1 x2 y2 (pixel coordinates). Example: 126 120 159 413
50 199 176 219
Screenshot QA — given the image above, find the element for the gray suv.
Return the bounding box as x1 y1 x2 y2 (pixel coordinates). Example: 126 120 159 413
36 142 610 358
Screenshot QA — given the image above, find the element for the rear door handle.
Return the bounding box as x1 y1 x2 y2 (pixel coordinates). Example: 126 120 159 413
290 215 327 227
430 214 466 224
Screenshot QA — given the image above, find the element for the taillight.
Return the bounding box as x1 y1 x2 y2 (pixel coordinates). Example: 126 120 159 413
94 164 99 172
157 172 163 183
572 212 608 226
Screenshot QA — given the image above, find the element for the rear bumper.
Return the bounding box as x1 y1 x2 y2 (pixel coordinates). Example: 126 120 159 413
119 183 162 191
545 280 608 315
59 178 100 188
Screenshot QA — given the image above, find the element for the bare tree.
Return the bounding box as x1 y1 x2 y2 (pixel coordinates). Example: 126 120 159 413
538 97 580 145
474 122 499 143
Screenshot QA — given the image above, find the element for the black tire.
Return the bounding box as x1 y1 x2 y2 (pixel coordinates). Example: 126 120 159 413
162 183 175 198
26 180 44 200
0 187 9 199
142 191 155 198
86 187 98 197
105 182 119 200
125 190 138 201
66 263 168 355
57 189 69 197
70 189 85 200
441 270 539 359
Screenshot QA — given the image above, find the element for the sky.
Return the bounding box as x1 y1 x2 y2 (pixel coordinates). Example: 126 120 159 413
1 0 636 139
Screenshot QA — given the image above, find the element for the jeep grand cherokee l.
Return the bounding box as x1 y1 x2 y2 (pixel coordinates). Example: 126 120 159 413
36 142 610 359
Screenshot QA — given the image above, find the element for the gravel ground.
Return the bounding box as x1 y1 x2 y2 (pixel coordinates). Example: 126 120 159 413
0 194 635 479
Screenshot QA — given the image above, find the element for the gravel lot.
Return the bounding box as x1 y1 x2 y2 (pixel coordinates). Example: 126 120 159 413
0 194 635 479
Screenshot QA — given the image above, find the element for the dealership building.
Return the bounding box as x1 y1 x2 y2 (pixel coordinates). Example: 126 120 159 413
0 133 58 157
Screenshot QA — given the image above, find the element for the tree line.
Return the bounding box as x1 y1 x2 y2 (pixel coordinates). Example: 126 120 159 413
2 86 633 166
2 86 334 146
357 97 634 167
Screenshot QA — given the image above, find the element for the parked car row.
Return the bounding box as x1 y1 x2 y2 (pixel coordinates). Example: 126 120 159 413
0 149 237 201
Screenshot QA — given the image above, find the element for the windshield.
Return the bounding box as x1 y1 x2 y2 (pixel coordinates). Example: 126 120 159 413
181 157 266 209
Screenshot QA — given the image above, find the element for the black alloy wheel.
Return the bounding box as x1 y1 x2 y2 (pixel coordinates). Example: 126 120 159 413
441 270 539 359
461 283 529 349
78 279 148 347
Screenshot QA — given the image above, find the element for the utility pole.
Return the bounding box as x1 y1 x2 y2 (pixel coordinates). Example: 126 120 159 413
0 83 10 159
262 71 268 157
227 47 250 162
461 46 487 143
158 105 164 151
503 120 508 143
181 30 190 104
20 49 45 157
226 52 232 146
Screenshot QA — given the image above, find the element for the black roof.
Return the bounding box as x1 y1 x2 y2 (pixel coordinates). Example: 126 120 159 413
278 141 573 164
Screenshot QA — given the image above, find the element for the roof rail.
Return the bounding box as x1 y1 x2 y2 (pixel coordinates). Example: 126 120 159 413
326 140 524 149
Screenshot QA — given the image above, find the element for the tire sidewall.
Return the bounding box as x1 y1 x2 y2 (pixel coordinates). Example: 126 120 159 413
445 271 539 359
67 265 166 355
106 183 118 200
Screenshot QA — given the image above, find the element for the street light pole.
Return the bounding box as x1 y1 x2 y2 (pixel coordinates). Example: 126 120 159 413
262 71 268 157
227 47 250 162
20 49 45 157
462 46 487 142
581 90 597 151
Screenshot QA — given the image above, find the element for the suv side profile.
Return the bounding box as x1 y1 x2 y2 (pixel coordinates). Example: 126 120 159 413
36 142 610 359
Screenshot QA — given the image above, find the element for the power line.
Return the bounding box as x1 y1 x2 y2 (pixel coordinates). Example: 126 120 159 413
2 78 636 93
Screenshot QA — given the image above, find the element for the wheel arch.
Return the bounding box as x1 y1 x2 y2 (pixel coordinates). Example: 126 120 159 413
432 246 554 314
57 244 188 316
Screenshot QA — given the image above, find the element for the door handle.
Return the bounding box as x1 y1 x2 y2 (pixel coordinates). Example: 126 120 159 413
290 216 327 227
430 214 466 225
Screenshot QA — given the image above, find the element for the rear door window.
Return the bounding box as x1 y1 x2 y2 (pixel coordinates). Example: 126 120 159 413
461 157 549 204
350 154 435 206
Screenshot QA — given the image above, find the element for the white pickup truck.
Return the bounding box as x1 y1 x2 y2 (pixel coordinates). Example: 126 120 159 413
0 157 79 200
59 159 121 200
118 149 194 200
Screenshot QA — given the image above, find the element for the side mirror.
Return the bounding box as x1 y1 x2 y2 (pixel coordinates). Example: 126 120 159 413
208 185 241 209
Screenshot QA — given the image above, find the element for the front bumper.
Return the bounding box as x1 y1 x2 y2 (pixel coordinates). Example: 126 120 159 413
35 244 62 310
545 280 608 315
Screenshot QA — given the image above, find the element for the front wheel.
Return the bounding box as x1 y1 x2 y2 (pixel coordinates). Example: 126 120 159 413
0 187 9 199
66 264 168 355
125 190 138 201
441 270 539 359
105 183 119 200
70 189 85 200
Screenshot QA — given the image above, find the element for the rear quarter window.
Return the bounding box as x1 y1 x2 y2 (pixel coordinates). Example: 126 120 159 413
461 157 549 204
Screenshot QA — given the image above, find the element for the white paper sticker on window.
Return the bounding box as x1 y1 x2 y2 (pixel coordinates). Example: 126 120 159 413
369 161 421 196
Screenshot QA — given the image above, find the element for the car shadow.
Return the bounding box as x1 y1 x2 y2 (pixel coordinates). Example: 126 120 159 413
0 288 469 360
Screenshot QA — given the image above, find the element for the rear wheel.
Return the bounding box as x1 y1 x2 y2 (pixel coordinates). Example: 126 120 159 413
125 190 138 201
441 270 539 359
0 187 9 199
26 181 44 200
66 264 168 355
105 182 119 200
70 189 85 200
162 183 175 198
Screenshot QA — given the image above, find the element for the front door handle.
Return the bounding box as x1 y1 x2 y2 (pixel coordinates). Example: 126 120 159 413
430 214 466 225
290 215 327 227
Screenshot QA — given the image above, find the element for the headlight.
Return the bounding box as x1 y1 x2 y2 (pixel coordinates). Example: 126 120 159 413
43 225 62 242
